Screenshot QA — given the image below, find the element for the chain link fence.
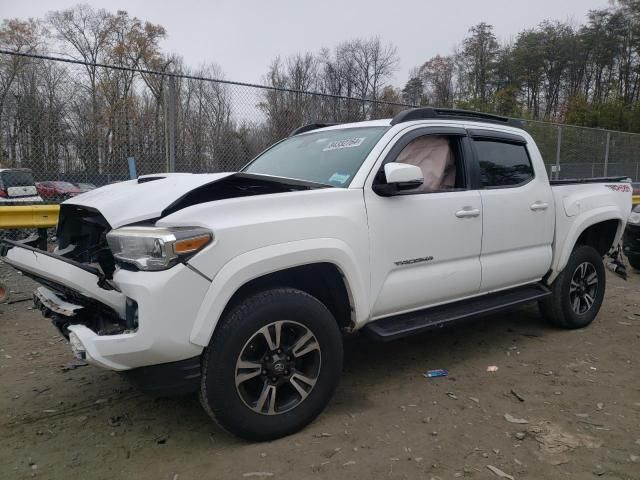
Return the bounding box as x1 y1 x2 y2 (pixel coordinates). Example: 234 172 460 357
0 50 638 205
522 120 640 181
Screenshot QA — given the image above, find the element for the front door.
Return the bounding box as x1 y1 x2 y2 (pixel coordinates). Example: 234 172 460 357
365 128 483 319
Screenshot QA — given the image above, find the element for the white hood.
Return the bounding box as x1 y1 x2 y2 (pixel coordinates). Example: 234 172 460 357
64 173 234 228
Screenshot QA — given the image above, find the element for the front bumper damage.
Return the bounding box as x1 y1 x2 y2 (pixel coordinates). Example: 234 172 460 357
1 239 210 373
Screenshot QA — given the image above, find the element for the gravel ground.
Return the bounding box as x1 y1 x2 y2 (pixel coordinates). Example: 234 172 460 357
0 260 639 480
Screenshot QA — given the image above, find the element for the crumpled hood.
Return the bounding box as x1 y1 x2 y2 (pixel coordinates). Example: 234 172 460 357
64 173 234 228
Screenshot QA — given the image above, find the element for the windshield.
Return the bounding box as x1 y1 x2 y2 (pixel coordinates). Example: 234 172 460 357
243 126 389 187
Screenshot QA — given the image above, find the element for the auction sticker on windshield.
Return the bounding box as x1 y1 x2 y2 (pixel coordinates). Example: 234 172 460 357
328 172 351 185
323 137 366 151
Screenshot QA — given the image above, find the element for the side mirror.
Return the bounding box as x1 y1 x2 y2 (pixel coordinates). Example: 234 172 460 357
373 163 424 196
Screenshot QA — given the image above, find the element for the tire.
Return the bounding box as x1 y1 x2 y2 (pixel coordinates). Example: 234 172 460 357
628 255 640 271
539 245 606 329
199 288 343 441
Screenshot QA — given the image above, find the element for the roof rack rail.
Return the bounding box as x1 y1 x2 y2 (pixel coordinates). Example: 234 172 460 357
390 108 524 128
289 123 339 136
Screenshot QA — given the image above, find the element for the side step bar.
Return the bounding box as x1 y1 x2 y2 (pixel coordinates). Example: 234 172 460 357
364 283 551 341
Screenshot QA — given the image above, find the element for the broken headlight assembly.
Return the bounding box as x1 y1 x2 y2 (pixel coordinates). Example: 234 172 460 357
106 226 212 271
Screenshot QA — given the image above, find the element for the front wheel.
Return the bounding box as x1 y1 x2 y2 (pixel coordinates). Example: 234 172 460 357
539 245 606 329
200 288 343 441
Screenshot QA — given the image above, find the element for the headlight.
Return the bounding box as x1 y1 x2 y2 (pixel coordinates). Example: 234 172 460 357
106 226 212 271
629 212 640 225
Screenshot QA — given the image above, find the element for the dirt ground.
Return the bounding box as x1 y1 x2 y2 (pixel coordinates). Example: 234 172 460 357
1 261 639 480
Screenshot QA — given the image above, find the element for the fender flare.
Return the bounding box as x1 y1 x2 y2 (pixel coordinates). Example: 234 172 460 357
548 206 624 283
189 238 369 347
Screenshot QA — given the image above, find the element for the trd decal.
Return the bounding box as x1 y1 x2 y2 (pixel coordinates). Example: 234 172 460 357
604 184 631 192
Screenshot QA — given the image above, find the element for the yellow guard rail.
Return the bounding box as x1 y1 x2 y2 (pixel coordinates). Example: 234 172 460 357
0 205 60 229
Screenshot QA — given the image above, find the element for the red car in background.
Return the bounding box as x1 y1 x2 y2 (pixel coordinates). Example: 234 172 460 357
36 181 82 201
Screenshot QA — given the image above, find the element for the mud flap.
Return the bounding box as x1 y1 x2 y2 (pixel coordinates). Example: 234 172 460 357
606 244 628 280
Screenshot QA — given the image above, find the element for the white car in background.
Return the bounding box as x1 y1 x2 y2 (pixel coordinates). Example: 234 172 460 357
1 108 633 441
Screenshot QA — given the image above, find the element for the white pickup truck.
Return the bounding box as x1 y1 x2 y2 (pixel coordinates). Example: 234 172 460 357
1 108 632 440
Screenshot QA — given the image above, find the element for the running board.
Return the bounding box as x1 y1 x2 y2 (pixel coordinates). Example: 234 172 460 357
364 283 551 341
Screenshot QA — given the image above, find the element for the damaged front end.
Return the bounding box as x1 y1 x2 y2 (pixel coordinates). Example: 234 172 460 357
0 204 138 342
1 223 134 346
0 172 325 372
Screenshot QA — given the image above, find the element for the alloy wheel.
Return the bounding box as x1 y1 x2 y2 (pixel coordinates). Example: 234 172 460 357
234 320 321 415
569 261 599 315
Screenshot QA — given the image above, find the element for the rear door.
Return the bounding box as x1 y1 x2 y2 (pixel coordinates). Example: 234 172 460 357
365 126 483 319
469 129 554 292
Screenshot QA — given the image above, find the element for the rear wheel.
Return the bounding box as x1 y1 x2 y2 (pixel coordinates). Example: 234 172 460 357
539 245 606 329
200 288 343 441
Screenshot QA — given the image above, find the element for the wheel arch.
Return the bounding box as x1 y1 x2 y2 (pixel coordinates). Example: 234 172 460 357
189 239 369 347
548 209 624 283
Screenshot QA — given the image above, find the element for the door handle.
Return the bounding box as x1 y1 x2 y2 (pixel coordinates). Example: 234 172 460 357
455 207 481 218
530 201 549 211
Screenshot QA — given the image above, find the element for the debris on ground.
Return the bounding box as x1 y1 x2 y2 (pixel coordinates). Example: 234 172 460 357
0 281 8 302
486 464 514 479
424 369 449 378
527 421 603 465
510 389 525 402
61 359 88 371
242 473 274 478
504 413 529 424
487 366 499 372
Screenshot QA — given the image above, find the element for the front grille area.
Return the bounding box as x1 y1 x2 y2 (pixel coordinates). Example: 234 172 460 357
56 205 116 279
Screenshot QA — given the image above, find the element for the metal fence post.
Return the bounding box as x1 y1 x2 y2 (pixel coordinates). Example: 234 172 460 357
165 76 177 173
555 125 562 180
603 132 610 177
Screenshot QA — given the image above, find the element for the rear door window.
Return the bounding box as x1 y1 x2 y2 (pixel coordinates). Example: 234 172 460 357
473 140 534 188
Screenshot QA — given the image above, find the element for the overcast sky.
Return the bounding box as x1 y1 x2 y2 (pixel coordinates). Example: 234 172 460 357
2 0 611 85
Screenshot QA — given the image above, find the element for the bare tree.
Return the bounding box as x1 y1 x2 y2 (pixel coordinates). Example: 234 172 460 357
419 55 455 107
0 18 44 165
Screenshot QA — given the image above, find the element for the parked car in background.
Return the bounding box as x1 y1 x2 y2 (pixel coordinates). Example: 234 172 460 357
0 168 42 204
36 181 82 201
632 182 640 197
74 182 97 193
623 204 640 270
